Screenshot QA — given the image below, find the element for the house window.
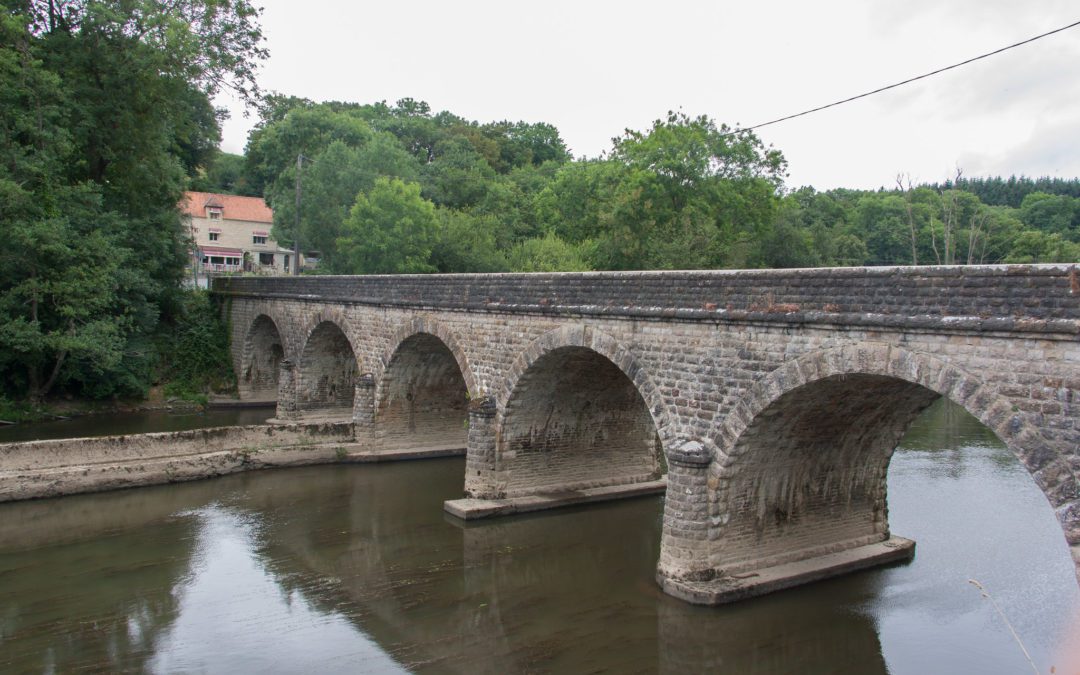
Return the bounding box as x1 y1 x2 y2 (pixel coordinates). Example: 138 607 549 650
253 235 268 245
209 232 220 241
259 252 275 266
208 209 222 220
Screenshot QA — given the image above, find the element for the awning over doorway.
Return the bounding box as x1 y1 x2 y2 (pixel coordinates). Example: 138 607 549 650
199 246 244 257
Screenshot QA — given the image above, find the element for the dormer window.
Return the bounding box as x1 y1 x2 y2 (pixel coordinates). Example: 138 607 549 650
208 207 223 220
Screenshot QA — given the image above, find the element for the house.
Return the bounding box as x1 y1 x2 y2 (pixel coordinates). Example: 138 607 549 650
181 191 295 281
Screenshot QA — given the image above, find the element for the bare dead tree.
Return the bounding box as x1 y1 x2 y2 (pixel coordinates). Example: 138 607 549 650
967 206 990 265
936 167 964 265
897 173 918 265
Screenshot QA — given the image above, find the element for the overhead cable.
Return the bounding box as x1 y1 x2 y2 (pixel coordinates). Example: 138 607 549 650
724 18 1080 137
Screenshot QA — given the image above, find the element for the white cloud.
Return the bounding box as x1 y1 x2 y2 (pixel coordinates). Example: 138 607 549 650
219 1 1080 189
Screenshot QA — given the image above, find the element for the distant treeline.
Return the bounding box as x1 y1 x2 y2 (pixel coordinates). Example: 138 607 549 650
196 98 1080 274
926 176 1080 208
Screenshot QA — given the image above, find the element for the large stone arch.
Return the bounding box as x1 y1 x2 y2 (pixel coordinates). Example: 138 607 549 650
296 315 360 420
493 325 672 497
239 313 286 400
379 317 479 399
700 342 1077 581
499 324 676 441
374 318 475 451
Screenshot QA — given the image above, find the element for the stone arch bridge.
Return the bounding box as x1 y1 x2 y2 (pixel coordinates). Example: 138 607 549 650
214 265 1080 604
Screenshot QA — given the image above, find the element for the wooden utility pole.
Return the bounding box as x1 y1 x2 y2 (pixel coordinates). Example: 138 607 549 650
293 153 302 275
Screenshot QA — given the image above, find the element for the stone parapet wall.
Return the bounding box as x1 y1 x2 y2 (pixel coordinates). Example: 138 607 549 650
215 264 1080 334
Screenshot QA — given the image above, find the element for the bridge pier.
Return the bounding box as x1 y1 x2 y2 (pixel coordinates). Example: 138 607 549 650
462 396 499 499
446 394 667 519
655 441 713 591
351 374 376 440
273 359 300 422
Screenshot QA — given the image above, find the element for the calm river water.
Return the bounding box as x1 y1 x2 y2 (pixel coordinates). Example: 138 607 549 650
0 400 1077 673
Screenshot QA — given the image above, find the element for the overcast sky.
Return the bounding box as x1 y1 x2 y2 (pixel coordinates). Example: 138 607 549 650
217 0 1080 190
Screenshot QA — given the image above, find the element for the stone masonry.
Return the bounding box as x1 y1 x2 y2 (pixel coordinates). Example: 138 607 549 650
214 264 1080 602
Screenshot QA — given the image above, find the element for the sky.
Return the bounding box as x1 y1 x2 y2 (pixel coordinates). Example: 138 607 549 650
216 0 1080 191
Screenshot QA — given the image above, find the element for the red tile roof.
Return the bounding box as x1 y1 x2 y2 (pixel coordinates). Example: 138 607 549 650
181 191 273 224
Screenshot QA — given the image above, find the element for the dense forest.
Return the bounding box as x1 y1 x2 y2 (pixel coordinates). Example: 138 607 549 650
3 0 1080 408
194 98 1080 274
0 0 263 406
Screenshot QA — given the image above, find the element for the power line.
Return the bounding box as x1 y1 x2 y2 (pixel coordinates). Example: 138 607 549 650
724 18 1080 138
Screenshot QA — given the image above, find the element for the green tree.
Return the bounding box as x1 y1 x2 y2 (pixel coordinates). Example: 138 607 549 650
1004 230 1080 263
589 111 787 270
507 232 592 272
337 178 439 274
1019 192 1079 240
0 0 265 401
246 105 374 247
285 138 420 271
191 152 258 196
0 191 129 401
420 135 496 209
431 210 509 273
851 195 912 265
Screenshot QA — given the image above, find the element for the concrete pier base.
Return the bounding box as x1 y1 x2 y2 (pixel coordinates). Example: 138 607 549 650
444 478 666 520
658 535 916 605
342 444 465 462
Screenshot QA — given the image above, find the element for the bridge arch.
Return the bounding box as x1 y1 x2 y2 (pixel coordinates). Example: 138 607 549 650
239 313 286 400
375 318 475 451
495 325 672 497
296 314 360 420
702 342 1077 577
380 317 479 399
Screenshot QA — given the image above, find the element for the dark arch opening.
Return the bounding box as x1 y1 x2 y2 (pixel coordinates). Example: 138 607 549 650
714 374 939 573
298 321 358 418
499 346 661 497
377 333 469 451
241 315 284 401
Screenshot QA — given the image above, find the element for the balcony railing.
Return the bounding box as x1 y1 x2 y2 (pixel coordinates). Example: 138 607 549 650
199 263 243 274
197 262 292 276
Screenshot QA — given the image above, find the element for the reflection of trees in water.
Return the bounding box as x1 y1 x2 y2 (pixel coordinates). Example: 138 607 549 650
0 485 204 673
234 462 503 672
656 580 888 675
9 450 1018 674
222 462 889 674
896 398 1013 478
899 398 1001 452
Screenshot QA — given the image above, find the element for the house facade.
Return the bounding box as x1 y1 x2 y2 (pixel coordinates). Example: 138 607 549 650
181 191 294 281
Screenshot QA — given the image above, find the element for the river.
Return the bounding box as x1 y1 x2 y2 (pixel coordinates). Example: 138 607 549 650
0 400 1077 673
0 406 274 444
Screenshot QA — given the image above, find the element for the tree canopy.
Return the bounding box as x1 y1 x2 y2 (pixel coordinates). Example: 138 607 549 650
0 0 265 401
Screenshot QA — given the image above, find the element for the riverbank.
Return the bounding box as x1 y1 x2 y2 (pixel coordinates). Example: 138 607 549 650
0 387 255 427
0 416 473 502
0 422 356 502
